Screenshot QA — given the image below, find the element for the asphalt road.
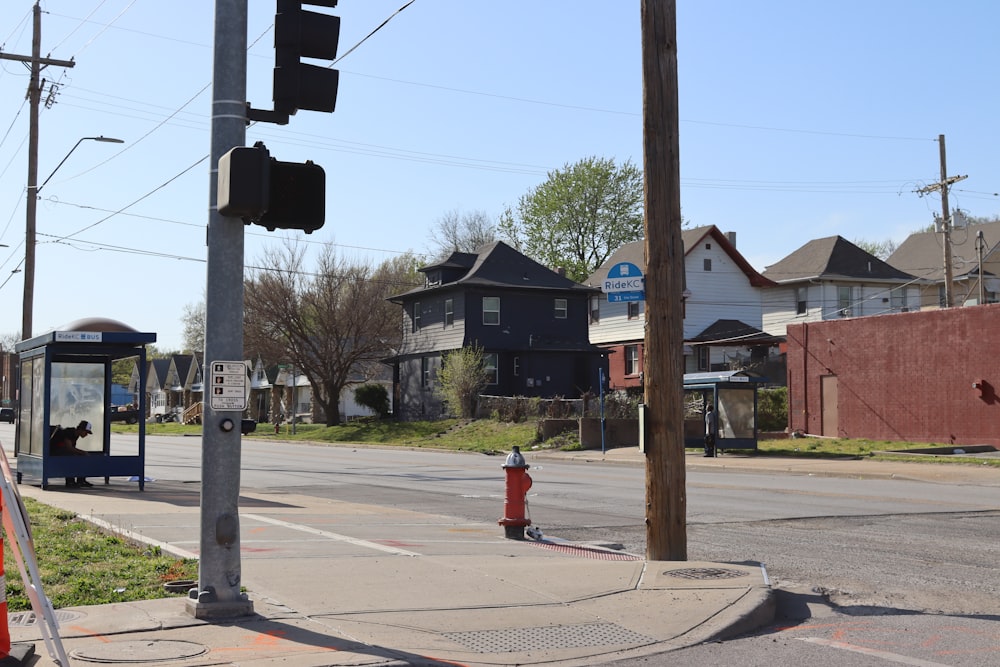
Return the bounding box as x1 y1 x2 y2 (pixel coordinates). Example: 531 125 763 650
5 426 999 665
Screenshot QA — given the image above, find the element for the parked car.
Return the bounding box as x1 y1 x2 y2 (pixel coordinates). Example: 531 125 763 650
0 408 13 423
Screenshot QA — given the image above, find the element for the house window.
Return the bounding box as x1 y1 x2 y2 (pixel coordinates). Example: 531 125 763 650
412 302 421 332
890 287 908 312
704 258 712 271
625 345 639 376
420 357 430 387
444 298 454 327
796 287 807 315
513 356 520 377
484 353 498 384
483 296 500 325
837 286 853 317
554 298 567 319
590 295 600 324
627 301 640 320
697 346 709 371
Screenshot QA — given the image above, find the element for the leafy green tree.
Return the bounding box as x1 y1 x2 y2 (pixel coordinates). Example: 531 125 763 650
436 345 489 419
499 156 643 282
354 383 390 418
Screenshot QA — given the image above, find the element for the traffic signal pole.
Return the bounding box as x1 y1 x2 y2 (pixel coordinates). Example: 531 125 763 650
187 0 253 619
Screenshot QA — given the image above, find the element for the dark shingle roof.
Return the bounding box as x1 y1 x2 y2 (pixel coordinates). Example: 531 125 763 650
887 221 1000 282
762 236 916 284
685 319 784 345
390 241 596 301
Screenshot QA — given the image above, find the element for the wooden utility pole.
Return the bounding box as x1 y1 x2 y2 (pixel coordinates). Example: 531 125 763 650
641 0 686 561
0 2 75 339
916 135 966 309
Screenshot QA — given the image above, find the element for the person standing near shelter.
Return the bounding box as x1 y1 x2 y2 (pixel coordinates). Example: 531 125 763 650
49 420 95 488
704 404 717 457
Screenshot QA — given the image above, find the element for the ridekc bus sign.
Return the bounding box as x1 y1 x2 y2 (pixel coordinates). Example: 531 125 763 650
602 262 645 302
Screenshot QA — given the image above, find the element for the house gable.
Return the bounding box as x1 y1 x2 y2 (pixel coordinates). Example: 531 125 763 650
762 236 922 336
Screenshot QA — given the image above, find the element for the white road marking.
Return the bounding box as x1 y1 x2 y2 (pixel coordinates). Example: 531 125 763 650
242 513 421 556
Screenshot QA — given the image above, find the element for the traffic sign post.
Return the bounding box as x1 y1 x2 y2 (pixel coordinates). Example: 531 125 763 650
209 361 248 411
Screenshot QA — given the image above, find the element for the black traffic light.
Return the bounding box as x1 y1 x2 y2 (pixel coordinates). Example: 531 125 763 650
274 0 341 116
218 144 271 218
258 159 325 233
217 142 326 234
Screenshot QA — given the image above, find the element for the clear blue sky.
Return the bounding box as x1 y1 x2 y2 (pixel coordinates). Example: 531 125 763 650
1 1 997 352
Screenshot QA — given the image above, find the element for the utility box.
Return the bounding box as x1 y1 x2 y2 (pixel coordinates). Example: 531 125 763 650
14 318 155 490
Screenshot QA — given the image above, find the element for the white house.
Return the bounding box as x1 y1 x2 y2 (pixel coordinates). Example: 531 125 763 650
586 226 780 389
761 236 922 337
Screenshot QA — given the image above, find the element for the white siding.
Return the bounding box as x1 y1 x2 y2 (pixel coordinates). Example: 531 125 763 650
763 281 922 336
588 297 643 345
683 242 763 339
590 238 766 345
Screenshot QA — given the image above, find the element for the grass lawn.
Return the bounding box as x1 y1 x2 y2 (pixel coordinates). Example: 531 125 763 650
3 497 198 611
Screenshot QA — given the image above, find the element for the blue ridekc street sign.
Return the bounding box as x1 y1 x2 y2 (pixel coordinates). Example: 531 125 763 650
602 261 645 302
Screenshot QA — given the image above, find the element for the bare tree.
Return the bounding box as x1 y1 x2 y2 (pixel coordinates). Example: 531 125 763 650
428 209 497 259
244 241 419 426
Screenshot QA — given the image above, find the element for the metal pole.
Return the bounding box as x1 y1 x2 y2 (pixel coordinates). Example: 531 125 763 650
187 0 252 619
599 367 606 455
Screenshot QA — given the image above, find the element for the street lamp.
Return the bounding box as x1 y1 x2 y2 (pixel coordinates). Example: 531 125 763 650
22 135 124 339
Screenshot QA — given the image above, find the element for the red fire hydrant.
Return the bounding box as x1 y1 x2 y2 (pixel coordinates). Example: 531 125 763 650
498 446 532 539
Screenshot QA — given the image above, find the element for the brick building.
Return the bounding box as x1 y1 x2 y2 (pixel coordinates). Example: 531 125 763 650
786 303 1000 446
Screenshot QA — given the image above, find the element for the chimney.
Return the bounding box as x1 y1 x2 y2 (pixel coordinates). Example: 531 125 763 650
555 267 565 277
726 231 737 247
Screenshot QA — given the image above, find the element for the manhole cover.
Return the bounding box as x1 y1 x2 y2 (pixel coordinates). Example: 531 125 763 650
71 640 208 663
444 622 654 653
8 610 83 627
664 567 749 580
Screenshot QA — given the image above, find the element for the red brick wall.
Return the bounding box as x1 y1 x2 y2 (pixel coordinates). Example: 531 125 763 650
602 343 644 390
786 304 1000 446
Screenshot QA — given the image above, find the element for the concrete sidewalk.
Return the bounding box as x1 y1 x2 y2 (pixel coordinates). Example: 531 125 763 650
10 447 995 666
6 453 776 667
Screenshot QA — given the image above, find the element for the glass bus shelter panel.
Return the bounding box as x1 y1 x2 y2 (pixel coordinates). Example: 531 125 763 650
683 389 709 441
717 387 755 440
50 361 105 452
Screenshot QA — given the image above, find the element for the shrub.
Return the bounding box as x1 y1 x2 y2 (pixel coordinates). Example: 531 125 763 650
757 387 788 431
354 384 390 418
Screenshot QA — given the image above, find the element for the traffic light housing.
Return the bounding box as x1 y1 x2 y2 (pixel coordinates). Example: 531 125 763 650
217 142 326 234
274 0 341 116
259 159 325 233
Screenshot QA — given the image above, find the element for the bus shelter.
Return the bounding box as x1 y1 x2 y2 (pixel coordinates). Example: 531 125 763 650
683 371 767 452
14 318 155 490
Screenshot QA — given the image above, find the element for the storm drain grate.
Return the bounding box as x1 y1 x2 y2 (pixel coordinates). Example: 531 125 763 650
531 542 643 561
443 622 655 653
664 567 749 580
8 610 83 627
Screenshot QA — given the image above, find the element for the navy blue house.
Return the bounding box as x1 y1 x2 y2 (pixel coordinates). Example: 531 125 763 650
386 241 608 420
